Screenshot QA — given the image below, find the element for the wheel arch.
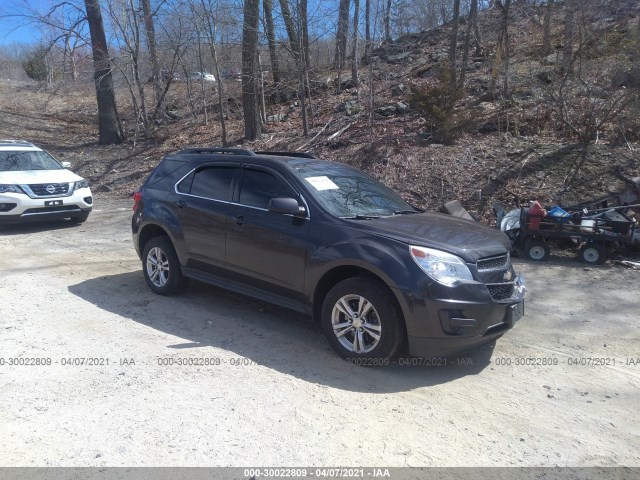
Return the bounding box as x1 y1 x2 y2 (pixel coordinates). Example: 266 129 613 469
138 223 173 255
311 265 407 328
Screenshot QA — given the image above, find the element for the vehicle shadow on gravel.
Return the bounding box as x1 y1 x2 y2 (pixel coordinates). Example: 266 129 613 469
68 271 497 393
0 220 81 236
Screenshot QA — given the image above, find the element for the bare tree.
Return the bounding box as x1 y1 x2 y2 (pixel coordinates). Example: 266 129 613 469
106 0 152 138
351 0 360 93
383 0 392 42
489 0 512 98
197 0 228 146
459 0 477 88
542 0 554 55
448 0 460 94
279 0 300 58
140 0 162 116
242 0 261 140
263 0 281 84
83 0 123 144
561 0 575 74
334 0 350 69
364 0 371 63
299 0 309 68
470 0 482 57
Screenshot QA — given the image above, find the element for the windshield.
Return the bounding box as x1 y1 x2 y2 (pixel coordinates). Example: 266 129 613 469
0 150 63 172
291 161 416 217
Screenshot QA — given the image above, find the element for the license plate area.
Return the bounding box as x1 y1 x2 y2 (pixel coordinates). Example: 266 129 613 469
507 301 524 327
45 200 63 207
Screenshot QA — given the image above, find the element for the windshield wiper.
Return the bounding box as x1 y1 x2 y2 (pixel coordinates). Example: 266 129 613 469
342 214 381 220
393 209 420 215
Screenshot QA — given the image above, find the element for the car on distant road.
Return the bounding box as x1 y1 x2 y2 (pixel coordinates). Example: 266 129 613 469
188 72 216 82
0 140 92 225
131 148 525 361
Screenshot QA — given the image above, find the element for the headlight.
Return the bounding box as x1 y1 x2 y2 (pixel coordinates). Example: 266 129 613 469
410 246 474 285
74 179 90 190
0 184 23 194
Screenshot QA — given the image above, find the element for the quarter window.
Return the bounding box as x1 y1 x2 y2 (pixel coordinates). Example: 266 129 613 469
238 169 296 209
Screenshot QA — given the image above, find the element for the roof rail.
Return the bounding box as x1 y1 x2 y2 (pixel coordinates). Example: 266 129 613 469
178 147 255 156
254 151 316 159
0 139 35 146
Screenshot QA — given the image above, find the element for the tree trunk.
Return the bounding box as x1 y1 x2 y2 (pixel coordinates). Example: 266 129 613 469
334 0 350 69
200 0 227 146
351 0 360 93
278 0 300 58
384 0 392 42
83 0 123 144
542 0 554 55
471 0 482 56
242 0 261 140
448 0 461 94
489 0 511 98
561 0 575 74
459 0 474 88
263 0 281 84
300 0 310 68
141 0 162 116
364 0 371 63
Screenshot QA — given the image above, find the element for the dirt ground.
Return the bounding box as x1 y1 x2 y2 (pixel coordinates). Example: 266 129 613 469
0 197 639 468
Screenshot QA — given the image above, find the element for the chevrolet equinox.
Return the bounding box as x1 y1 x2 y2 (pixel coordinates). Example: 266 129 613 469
132 148 525 360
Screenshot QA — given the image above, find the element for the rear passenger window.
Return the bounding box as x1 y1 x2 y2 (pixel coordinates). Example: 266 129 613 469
183 167 236 201
239 169 295 209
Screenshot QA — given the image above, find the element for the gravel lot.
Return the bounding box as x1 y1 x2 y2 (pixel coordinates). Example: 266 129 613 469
1 197 639 468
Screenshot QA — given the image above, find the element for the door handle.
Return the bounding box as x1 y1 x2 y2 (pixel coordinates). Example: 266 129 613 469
234 215 245 225
176 199 187 209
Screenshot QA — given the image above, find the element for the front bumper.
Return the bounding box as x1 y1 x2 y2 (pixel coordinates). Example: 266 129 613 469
0 187 93 224
396 274 525 358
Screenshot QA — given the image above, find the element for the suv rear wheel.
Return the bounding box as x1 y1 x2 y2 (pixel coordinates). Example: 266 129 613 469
142 236 184 295
321 277 404 361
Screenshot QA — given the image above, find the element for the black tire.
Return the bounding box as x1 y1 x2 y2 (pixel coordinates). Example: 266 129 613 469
578 243 608 265
321 277 404 361
71 212 90 224
142 236 184 295
525 239 550 261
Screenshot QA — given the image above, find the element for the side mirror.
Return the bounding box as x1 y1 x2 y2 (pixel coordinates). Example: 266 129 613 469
268 197 306 217
61 161 72 169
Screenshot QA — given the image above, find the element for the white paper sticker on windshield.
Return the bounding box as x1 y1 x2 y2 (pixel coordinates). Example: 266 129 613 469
305 176 339 191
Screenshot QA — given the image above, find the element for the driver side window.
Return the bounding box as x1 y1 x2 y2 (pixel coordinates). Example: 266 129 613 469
238 169 296 209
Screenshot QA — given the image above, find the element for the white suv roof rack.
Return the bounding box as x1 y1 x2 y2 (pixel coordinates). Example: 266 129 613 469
0 139 36 147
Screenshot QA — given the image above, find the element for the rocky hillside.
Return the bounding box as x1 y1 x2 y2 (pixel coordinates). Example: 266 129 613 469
0 0 639 222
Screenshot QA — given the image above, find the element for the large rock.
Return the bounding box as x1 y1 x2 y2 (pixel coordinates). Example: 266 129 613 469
391 83 406 96
376 105 397 116
395 102 410 114
536 69 554 84
335 74 356 89
386 52 413 64
336 100 362 116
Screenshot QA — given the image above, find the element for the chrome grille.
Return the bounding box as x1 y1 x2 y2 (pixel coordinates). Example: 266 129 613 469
28 183 70 196
486 282 515 301
477 253 509 271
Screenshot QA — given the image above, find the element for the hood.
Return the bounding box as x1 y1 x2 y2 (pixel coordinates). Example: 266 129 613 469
0 169 82 185
351 212 511 263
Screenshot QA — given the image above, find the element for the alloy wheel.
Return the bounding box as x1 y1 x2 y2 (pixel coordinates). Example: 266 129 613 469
331 294 382 354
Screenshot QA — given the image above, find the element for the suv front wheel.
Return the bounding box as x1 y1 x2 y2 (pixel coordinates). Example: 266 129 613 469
142 236 184 295
321 277 404 361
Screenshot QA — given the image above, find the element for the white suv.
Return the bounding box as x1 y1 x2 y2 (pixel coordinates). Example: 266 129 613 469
0 140 93 225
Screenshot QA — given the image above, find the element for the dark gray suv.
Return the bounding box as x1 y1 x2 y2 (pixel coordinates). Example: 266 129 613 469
132 148 525 361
